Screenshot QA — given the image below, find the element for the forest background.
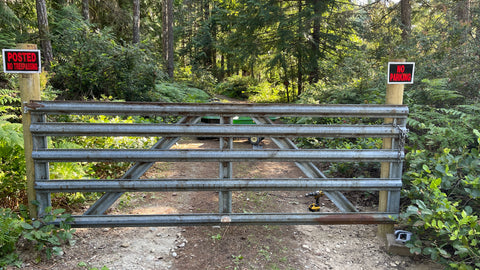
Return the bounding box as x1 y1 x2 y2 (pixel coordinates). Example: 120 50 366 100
1 0 480 269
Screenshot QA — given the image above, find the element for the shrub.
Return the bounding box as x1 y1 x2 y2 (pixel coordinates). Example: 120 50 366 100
298 76 385 105
400 132 480 269
248 82 285 103
0 121 27 209
50 6 163 101
0 88 21 122
20 207 76 260
147 82 211 103
400 169 480 269
175 66 217 93
214 75 256 99
407 104 480 152
0 208 23 267
0 206 76 267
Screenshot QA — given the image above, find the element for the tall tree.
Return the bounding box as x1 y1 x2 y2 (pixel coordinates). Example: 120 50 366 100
400 0 411 41
162 0 174 78
456 0 470 24
456 0 471 43
297 0 304 96
309 0 321 84
133 0 140 44
82 0 89 22
36 0 53 70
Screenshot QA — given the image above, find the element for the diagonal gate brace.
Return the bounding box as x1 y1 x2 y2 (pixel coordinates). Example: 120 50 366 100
84 116 201 215
251 116 357 213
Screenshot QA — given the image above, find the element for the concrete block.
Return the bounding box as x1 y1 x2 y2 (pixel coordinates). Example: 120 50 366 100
386 233 412 256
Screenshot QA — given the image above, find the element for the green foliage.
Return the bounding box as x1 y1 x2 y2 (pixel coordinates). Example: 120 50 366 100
405 145 480 212
248 82 285 103
175 66 218 93
49 6 163 101
52 115 158 181
0 206 75 267
0 209 23 267
401 166 480 268
406 104 480 151
211 233 222 242
0 2 19 49
214 75 257 99
0 88 21 122
407 79 464 107
0 121 27 209
78 261 110 270
401 135 480 268
21 206 76 260
298 75 385 105
148 82 211 103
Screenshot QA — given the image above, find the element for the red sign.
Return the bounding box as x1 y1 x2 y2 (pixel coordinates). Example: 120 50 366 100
388 62 415 84
3 49 42 73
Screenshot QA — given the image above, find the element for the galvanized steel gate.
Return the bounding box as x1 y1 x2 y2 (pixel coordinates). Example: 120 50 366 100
26 101 408 227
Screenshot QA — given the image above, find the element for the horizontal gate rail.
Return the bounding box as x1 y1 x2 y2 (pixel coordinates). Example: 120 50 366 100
30 123 406 138
32 149 404 162
35 178 402 192
27 101 408 227
53 213 398 228
26 101 408 118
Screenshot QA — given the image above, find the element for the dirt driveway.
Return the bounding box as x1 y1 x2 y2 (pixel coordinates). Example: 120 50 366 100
16 138 438 270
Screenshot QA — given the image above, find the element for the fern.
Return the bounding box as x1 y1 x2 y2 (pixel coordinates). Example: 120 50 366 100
0 122 23 150
407 104 480 151
0 89 21 122
0 2 19 49
407 79 464 107
0 121 26 209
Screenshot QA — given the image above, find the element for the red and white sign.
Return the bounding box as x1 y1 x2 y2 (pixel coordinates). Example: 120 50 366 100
388 62 415 84
3 49 42 73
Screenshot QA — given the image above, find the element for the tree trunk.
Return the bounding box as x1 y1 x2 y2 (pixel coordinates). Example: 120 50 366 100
162 0 174 78
309 0 320 84
52 0 66 10
456 0 471 44
82 0 90 21
400 0 411 42
456 0 470 24
297 0 303 97
133 0 140 44
203 0 213 69
36 0 53 70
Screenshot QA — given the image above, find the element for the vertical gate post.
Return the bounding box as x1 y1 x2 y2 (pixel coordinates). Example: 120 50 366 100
219 116 233 213
378 58 405 238
18 44 42 218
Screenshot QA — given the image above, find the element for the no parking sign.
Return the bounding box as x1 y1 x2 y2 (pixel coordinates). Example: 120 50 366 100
388 62 415 84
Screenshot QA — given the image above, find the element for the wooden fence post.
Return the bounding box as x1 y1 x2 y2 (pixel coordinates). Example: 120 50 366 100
18 43 41 218
378 58 405 238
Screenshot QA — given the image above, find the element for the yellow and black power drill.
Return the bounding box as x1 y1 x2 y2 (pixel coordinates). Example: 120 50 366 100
305 191 324 212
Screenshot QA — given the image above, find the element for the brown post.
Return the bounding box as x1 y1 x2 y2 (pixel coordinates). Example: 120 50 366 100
378 59 405 238
18 44 42 217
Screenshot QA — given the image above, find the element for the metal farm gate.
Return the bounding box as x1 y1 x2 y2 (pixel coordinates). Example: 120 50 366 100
25 101 408 227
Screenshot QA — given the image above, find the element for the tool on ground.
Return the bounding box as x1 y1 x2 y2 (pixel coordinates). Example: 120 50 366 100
305 191 324 212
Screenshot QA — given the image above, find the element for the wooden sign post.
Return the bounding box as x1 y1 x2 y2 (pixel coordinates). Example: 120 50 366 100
378 59 413 238
14 44 42 217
